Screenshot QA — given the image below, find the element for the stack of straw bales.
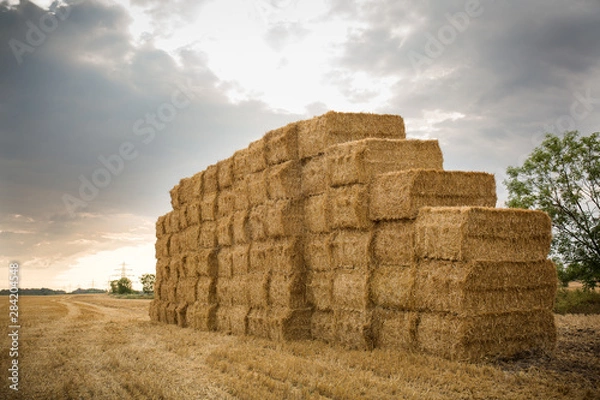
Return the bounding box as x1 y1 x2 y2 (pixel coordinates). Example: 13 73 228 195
151 111 557 361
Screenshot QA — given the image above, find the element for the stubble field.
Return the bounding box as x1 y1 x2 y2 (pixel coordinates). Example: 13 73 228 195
1 294 598 399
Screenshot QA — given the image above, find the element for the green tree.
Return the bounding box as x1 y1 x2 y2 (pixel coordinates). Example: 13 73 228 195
504 131 600 289
139 273 155 294
109 280 119 294
112 277 134 294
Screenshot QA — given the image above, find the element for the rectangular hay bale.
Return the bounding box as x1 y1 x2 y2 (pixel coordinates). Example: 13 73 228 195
266 160 302 199
373 220 416 265
305 194 329 233
201 193 218 221
233 177 249 211
307 271 334 311
249 241 270 273
232 244 250 275
370 266 416 309
311 310 336 343
217 189 235 219
199 221 217 248
305 234 332 271
203 164 218 195
264 199 304 238
217 247 233 279
268 307 312 341
247 139 267 173
187 302 217 331
301 155 327 196
216 215 234 247
264 122 299 165
334 309 374 350
247 308 270 339
266 237 304 275
372 309 418 349
332 271 371 311
328 184 372 230
232 210 249 244
247 170 268 206
247 271 270 308
330 230 372 271
248 205 267 241
217 157 234 189
196 276 216 305
269 272 306 308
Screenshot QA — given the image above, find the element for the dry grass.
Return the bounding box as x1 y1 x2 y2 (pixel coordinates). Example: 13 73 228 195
1 294 598 399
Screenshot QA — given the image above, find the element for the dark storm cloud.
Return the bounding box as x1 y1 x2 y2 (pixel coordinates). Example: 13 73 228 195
0 0 301 275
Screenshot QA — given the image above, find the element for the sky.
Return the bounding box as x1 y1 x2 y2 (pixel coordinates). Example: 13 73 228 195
1 0 599 291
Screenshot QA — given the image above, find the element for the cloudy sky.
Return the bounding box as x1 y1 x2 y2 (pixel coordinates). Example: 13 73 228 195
1 0 599 291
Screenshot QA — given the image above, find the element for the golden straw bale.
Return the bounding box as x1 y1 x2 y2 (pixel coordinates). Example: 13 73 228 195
164 210 180 234
217 157 234 189
230 305 250 335
459 259 558 291
216 277 233 306
372 309 418 349
301 155 327 196
187 302 217 331
179 173 203 205
307 271 334 311
233 148 249 181
415 207 553 262
334 309 374 350
266 160 302 200
155 235 171 258
370 266 416 309
247 308 270 338
158 301 168 323
247 271 270 307
203 164 218 195
327 139 443 187
332 270 371 311
305 194 329 233
247 139 267 173
169 233 182 256
268 307 312 341
248 205 267 241
372 221 416 265
264 199 304 238
233 177 249 211
217 247 233 279
232 210 249 244
176 277 198 305
230 275 249 306
330 230 373 271
297 111 406 160
178 208 189 231
169 183 181 210
232 244 250 275
247 170 268 206
155 257 169 281
215 306 231 334
369 170 497 221
184 203 201 227
217 189 235 219
311 310 336 343
305 234 332 272
196 276 216 305
201 193 218 221
199 221 217 249
416 310 557 361
269 272 306 308
183 226 200 252
176 303 188 327
328 185 372 230
156 215 167 238
149 299 161 322
265 122 299 165
166 302 178 325
249 241 270 274
216 215 234 247
266 237 304 275
195 249 218 277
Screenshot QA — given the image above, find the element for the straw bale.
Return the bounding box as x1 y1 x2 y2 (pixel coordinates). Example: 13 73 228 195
373 221 416 265
176 303 188 327
215 306 231 333
247 171 268 206
178 208 189 231
232 210 249 244
217 189 235 219
165 210 181 234
264 199 304 238
183 226 200 252
155 257 169 280
247 139 267 173
203 164 218 195
166 302 178 325
179 173 203 205
169 183 181 210
233 177 249 211
304 234 332 272
301 155 327 196
371 266 416 309
217 157 234 189
334 309 374 350
247 308 270 338
199 221 217 249
194 249 218 277
330 230 373 271
233 148 250 181
369 170 497 221
230 305 250 335
462 259 557 290
187 303 217 331
297 111 406 160
265 122 299 165
415 207 552 262
268 307 312 341
305 194 329 233
155 235 171 258
267 237 305 275
201 193 218 221
416 310 557 361
196 276 216 305
248 205 267 241
249 241 270 273
232 244 250 275
156 215 167 238
332 271 370 311
372 309 418 349
230 275 249 306
217 247 233 279
216 277 233 306
169 233 182 256
307 271 334 311
266 160 302 200
149 299 161 322
216 215 234 247
184 203 201 227
328 185 372 230
311 311 336 343
269 272 306 308
247 271 270 307
176 277 198 305
327 139 443 187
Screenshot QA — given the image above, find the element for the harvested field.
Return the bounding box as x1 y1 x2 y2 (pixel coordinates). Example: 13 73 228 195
1 295 598 399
